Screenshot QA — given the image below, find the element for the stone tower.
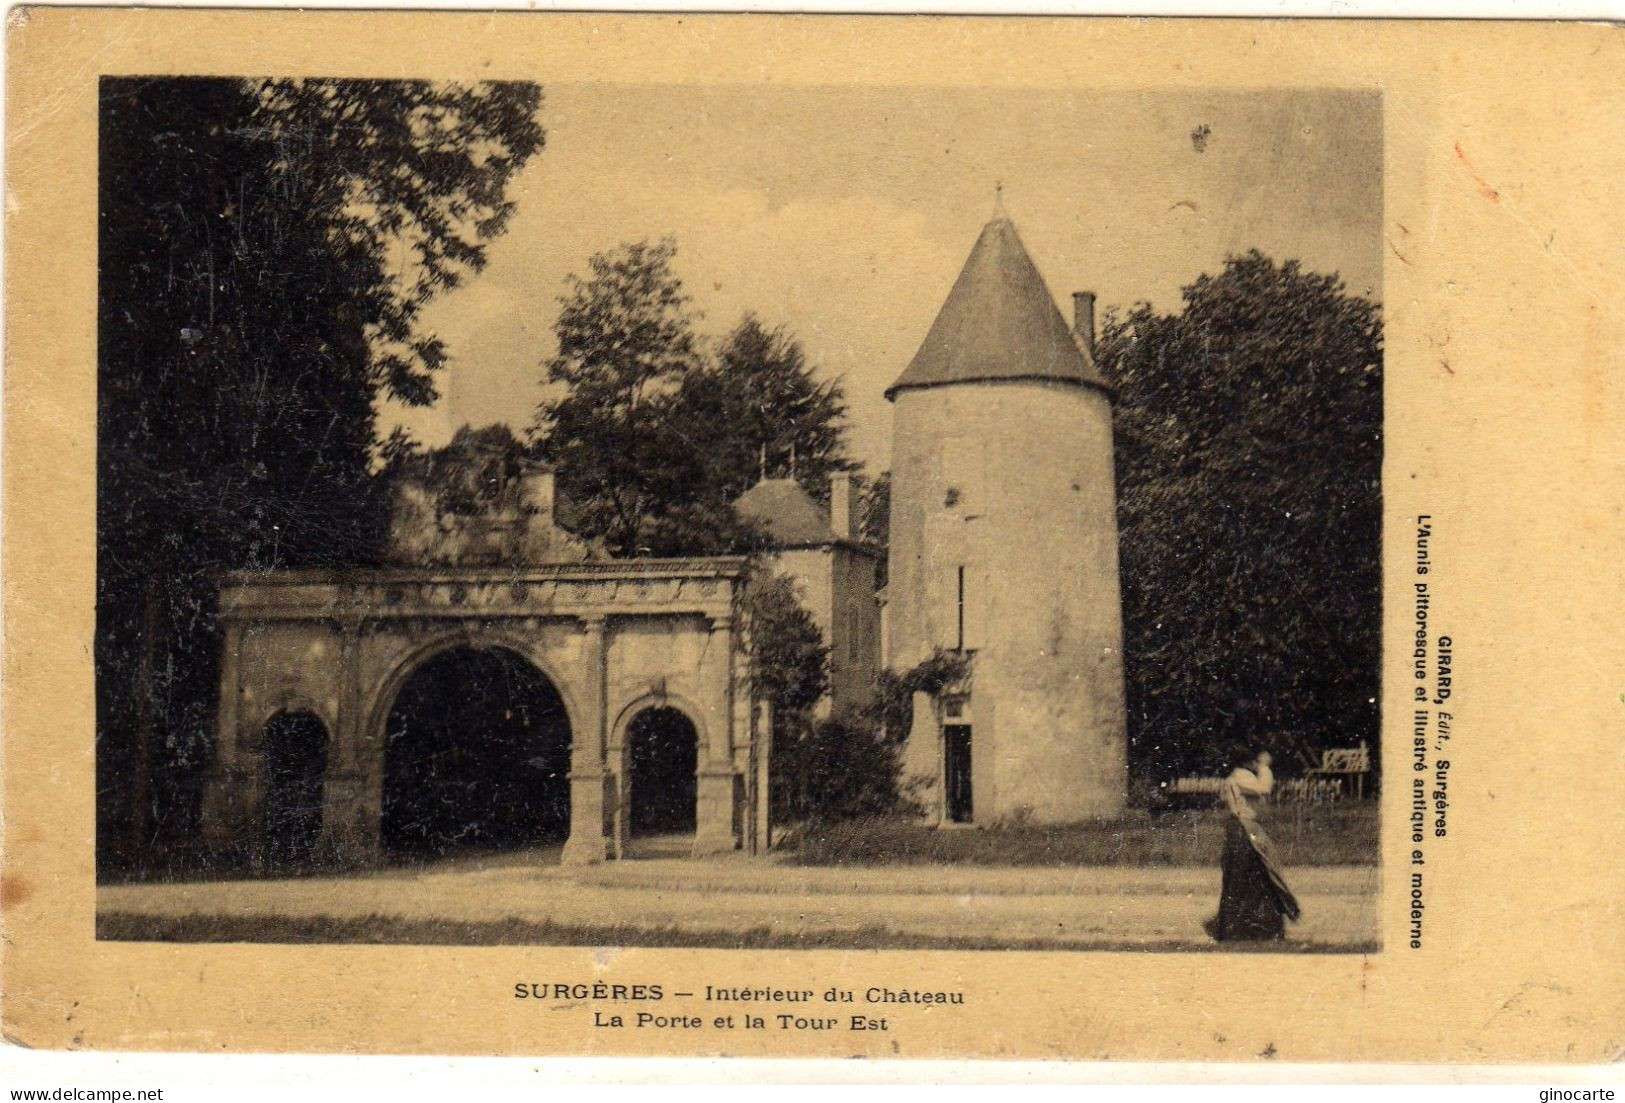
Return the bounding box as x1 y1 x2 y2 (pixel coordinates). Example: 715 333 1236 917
885 213 1127 824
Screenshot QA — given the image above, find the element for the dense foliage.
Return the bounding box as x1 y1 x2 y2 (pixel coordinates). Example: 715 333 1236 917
740 572 909 826
1099 251 1383 783
740 573 832 719
97 78 544 870
533 240 855 556
674 313 854 505
773 717 910 826
869 649 973 744
535 239 712 556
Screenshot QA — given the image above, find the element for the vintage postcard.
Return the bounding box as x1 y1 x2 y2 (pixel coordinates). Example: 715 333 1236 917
3 9 1622 1064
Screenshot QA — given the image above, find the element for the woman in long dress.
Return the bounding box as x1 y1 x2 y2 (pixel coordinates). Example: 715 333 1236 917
1208 750 1301 942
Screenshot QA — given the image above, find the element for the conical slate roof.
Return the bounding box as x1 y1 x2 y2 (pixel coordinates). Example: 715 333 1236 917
886 217 1107 400
732 478 839 547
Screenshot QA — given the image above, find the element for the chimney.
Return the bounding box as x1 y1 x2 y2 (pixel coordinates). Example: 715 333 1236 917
830 473 854 541
519 466 556 526
1072 291 1097 358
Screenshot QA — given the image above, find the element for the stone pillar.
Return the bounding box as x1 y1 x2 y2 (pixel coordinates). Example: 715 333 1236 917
202 620 256 857
754 698 773 854
562 615 611 865
693 615 740 857
318 618 379 866
606 717 631 861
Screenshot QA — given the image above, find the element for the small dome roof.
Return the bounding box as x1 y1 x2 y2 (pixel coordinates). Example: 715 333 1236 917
732 478 838 547
886 216 1108 400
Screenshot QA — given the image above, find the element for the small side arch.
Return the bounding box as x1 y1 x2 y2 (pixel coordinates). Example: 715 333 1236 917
609 691 711 759
612 695 706 841
242 693 334 756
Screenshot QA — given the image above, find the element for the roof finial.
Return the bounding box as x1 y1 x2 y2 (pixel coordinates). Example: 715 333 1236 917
759 442 767 482
993 180 1006 218
789 441 798 479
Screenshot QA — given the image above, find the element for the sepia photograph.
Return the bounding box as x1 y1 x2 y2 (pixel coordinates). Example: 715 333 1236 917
7 6 1625 1068
91 77 1384 953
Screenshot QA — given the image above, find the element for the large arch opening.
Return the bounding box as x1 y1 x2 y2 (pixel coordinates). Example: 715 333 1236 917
261 710 328 866
627 706 699 845
381 645 571 859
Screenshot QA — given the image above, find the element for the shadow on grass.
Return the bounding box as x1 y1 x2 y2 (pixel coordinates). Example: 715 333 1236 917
96 911 1377 954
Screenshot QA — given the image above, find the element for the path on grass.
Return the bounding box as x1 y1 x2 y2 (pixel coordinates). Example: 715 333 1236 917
98 851 1380 949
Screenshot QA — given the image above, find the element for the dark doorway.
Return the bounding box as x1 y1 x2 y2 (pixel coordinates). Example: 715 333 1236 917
944 724 973 824
262 710 328 864
628 707 698 837
382 646 571 857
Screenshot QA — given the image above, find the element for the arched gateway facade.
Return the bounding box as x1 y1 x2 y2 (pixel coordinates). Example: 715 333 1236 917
201 558 755 866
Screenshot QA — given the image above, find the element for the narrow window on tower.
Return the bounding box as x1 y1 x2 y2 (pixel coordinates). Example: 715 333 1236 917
956 565 966 652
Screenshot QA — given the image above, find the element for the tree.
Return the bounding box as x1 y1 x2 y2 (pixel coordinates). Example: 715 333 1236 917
251 79 545 407
1098 251 1382 786
738 569 914 827
738 571 850 827
742 573 831 719
536 254 858 558
534 238 711 556
97 78 545 871
673 313 854 506
742 572 822 818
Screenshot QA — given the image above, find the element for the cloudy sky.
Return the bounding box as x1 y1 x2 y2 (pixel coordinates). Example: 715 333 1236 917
382 85 1381 473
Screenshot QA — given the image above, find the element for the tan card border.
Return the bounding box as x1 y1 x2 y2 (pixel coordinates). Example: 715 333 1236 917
5 10 1624 1062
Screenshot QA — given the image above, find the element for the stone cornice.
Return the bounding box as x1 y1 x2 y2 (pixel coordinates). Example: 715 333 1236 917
218 557 749 588
219 566 743 625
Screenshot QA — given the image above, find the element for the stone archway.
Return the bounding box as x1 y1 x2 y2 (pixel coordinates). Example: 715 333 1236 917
379 644 571 858
261 709 329 866
208 559 752 866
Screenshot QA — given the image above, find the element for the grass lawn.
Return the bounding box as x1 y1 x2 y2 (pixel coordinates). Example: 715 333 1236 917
781 803 1378 868
95 911 1375 953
